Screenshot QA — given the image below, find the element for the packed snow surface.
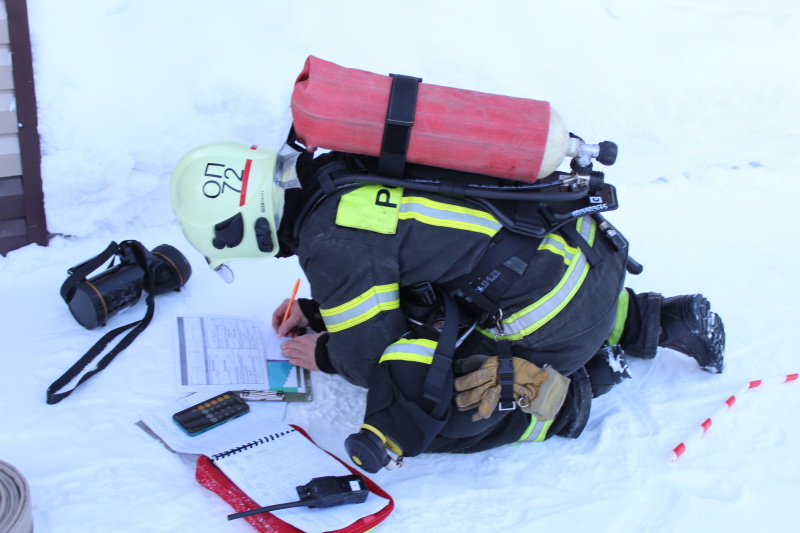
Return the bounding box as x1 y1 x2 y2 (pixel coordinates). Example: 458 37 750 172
2 1 799 532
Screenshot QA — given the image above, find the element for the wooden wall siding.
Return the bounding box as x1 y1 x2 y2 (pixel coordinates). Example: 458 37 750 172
0 0 47 255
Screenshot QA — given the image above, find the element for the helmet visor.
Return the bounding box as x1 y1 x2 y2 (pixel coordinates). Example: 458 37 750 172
275 142 301 190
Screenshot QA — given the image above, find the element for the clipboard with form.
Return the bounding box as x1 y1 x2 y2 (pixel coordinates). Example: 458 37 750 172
175 316 312 401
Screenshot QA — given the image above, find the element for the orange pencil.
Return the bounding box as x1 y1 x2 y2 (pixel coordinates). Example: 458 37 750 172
281 278 301 325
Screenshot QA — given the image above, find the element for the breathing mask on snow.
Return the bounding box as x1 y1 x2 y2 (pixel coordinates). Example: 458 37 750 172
49 240 192 404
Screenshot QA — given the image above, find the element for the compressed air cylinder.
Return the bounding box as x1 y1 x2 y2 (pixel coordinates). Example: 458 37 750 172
291 56 570 183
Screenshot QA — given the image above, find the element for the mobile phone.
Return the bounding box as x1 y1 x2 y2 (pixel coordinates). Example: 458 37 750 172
172 392 250 436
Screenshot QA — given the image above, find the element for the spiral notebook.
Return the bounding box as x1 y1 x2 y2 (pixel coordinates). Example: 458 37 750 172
139 398 392 533
196 426 393 533
209 425 389 532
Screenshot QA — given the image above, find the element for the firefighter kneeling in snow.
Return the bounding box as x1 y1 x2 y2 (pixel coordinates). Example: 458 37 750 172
170 142 725 473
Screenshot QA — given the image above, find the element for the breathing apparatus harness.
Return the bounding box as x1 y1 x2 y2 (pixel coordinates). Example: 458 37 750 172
288 75 640 471
289 140 635 415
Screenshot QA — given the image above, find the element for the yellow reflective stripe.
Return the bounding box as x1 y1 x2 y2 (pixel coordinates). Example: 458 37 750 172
538 233 579 266
320 283 400 333
519 416 553 442
607 288 630 346
399 196 502 237
479 218 597 341
378 338 438 364
495 252 589 340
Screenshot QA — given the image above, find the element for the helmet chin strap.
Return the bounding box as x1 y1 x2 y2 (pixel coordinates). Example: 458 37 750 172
213 263 235 284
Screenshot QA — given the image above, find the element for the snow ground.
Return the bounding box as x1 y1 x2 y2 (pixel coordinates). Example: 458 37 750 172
1 1 799 532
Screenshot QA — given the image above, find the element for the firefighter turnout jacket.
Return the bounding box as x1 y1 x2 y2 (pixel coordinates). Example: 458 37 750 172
278 152 630 456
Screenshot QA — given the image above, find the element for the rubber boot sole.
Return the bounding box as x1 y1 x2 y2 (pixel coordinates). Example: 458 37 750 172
662 294 725 373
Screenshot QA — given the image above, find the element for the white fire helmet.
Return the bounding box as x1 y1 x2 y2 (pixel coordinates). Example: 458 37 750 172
170 141 300 279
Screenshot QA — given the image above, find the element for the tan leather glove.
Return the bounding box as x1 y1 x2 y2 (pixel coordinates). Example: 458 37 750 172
454 355 570 422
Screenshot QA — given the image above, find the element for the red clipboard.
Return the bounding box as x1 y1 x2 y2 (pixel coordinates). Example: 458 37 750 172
195 425 394 532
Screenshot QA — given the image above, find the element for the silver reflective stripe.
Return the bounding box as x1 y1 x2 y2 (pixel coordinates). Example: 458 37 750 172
378 338 438 364
399 196 503 237
481 217 597 341
320 283 400 333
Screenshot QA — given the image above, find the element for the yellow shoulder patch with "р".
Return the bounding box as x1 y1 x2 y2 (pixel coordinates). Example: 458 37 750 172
335 184 404 234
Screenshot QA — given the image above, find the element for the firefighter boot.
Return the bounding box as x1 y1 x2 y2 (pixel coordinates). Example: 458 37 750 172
658 294 725 373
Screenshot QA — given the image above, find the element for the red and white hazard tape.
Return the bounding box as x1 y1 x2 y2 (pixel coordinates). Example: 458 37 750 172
670 373 798 461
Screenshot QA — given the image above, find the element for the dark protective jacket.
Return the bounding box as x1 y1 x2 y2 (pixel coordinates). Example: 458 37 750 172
278 152 630 453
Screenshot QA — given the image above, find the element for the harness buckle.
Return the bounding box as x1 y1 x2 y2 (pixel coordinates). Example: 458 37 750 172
497 354 515 385
405 281 438 307
498 400 517 411
496 340 516 411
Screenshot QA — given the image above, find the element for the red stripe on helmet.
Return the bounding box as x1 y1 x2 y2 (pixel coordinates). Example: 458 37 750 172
238 145 258 207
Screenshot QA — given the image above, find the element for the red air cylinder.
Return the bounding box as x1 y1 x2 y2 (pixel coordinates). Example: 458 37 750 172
291 56 571 183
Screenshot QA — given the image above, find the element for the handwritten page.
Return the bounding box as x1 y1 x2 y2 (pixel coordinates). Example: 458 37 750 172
175 316 307 394
213 427 388 533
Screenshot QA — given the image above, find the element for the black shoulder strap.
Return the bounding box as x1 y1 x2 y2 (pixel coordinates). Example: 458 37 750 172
48 242 156 404
422 289 460 418
46 293 155 404
560 222 603 267
378 74 422 178
441 230 543 325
